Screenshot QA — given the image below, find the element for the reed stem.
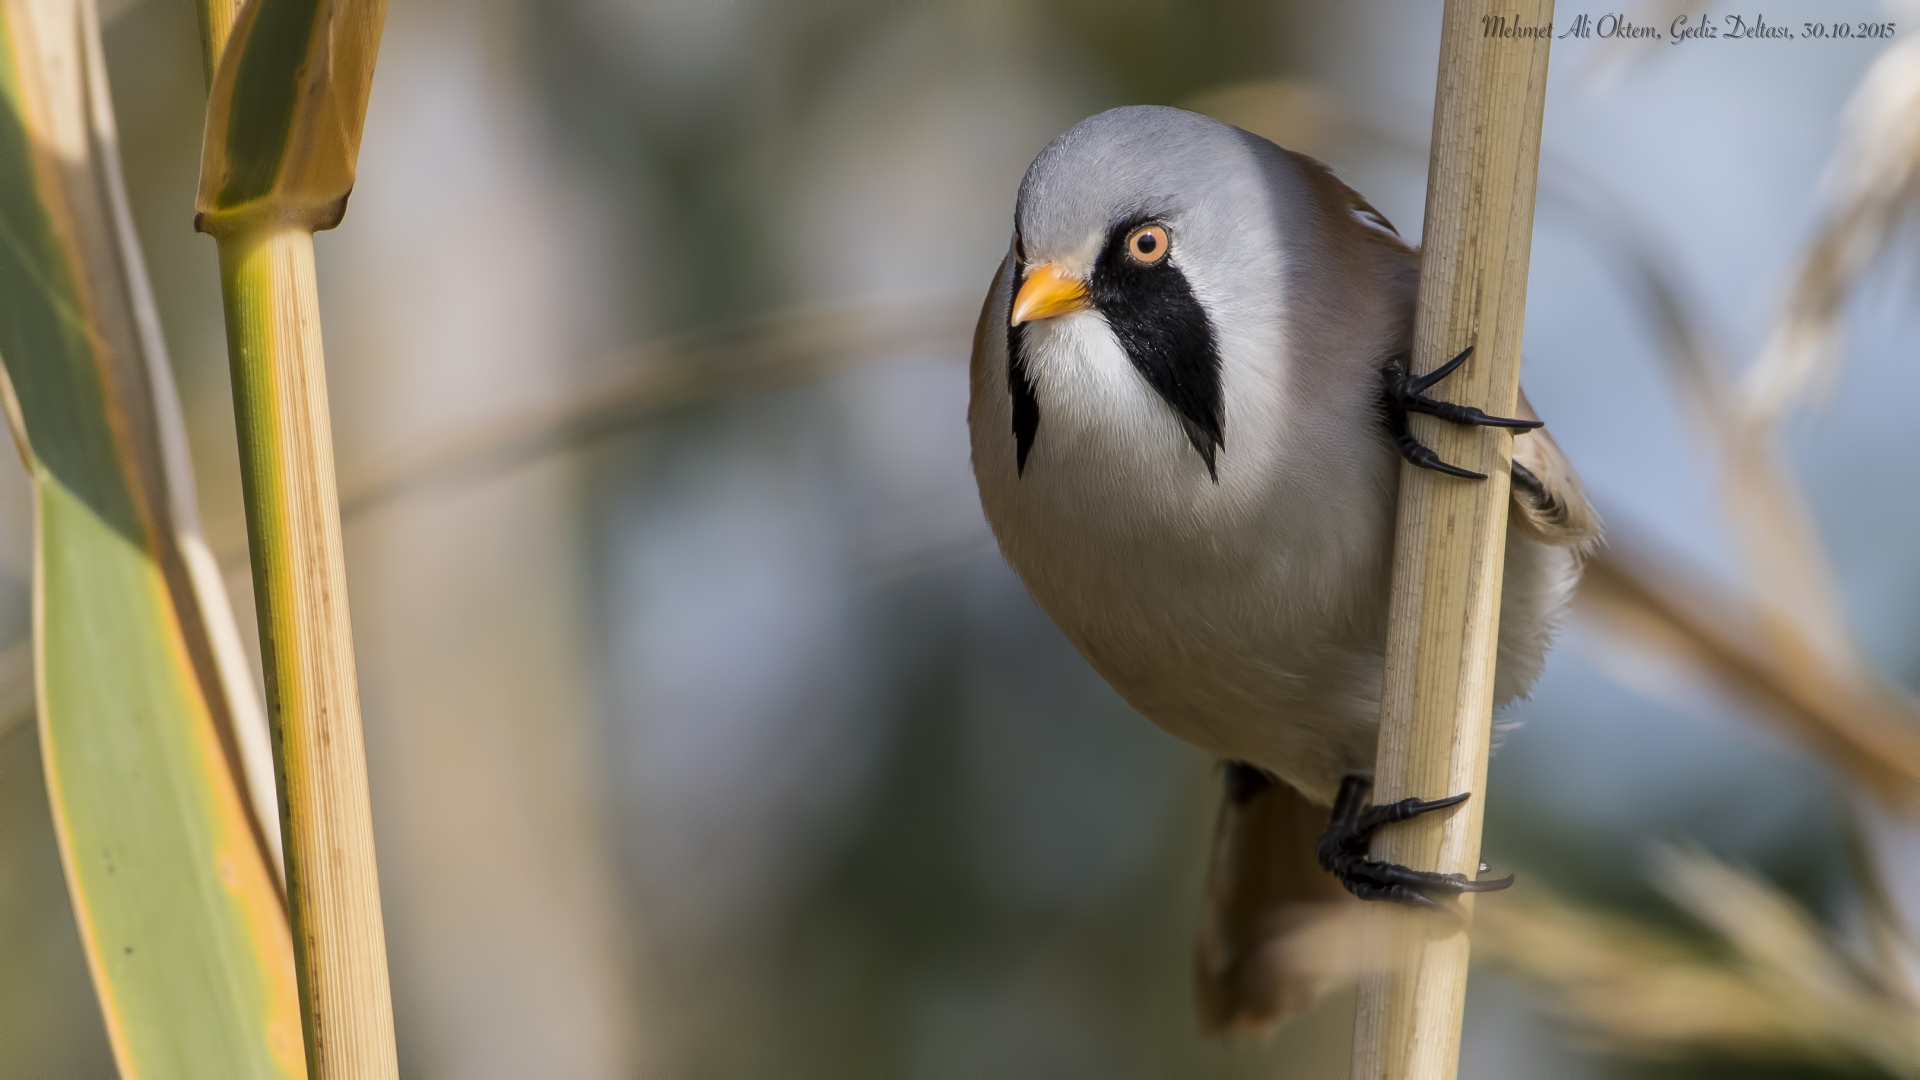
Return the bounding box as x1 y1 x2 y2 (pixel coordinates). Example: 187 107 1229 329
219 224 398 1079
1350 2 1555 1077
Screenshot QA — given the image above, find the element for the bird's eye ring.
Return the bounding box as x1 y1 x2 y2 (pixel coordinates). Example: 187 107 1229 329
1125 224 1170 265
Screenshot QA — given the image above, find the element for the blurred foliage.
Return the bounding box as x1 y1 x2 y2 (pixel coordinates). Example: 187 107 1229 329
520 0 1296 334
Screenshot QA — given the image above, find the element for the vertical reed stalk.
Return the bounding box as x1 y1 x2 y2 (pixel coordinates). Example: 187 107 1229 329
1351 2 1554 1077
218 224 397 1077
194 2 394 1074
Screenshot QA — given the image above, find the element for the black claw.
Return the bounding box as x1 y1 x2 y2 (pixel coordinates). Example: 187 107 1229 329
1406 397 1544 431
1382 346 1541 479
1356 791 1471 833
1395 431 1486 480
1462 872 1517 893
1316 774 1514 911
1406 345 1474 393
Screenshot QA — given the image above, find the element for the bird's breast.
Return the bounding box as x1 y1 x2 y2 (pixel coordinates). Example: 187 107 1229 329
973 316 1396 764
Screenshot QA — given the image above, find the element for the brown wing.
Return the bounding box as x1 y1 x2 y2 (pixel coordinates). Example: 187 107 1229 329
1509 388 1603 554
1294 146 1600 558
1192 768 1355 1036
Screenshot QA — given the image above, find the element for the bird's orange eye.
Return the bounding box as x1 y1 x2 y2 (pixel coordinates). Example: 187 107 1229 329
1126 224 1170 264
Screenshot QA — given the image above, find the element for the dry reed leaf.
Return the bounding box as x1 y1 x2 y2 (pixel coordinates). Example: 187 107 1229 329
1574 535 1920 816
1474 891 1794 1055
1281 847 1920 1072
1653 846 1920 1072
1268 847 1920 1071
1842 805 1920 999
1744 33 1920 428
1474 850 1920 1073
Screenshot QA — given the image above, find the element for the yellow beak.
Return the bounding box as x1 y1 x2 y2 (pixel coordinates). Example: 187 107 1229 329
1010 263 1090 326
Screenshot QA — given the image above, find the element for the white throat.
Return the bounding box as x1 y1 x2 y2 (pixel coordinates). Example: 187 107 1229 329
1018 310 1203 494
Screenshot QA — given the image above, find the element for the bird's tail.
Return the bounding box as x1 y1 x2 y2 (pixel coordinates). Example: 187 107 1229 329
1193 763 1353 1037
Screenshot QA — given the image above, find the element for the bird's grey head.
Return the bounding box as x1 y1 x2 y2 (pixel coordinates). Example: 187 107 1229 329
1007 106 1281 481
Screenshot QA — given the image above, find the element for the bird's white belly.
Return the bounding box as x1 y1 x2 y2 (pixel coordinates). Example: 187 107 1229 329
996 502 1392 806
973 308 1402 804
982 470 1577 807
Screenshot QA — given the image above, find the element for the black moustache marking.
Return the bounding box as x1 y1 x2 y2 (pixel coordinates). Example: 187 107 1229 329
1007 316 1040 475
1004 217 1224 480
1090 216 1224 480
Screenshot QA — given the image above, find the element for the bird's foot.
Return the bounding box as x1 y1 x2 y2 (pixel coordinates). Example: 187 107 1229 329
1384 347 1543 480
1315 774 1514 913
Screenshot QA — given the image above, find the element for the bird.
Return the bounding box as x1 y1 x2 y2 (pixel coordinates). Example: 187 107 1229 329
966 105 1600 1035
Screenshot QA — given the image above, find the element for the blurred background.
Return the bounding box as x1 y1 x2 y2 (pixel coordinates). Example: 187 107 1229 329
3 0 1918 1076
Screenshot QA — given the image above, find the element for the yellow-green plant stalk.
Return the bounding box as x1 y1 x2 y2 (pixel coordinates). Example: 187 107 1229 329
193 1 395 1076
0 0 303 1074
